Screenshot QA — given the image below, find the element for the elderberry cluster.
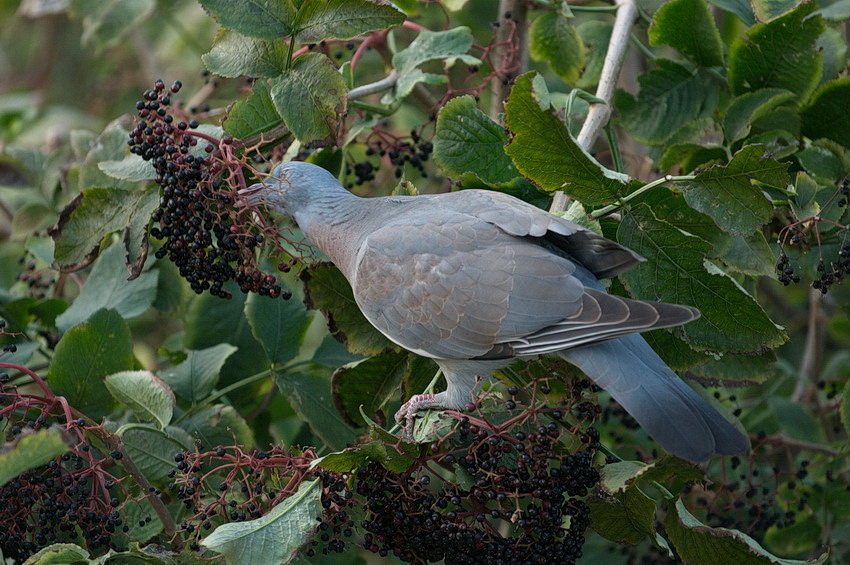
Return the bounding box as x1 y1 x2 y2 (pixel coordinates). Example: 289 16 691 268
346 128 434 187
775 252 801 286
129 80 289 299
352 419 598 564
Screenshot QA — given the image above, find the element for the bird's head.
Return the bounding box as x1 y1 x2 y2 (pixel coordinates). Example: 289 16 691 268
239 161 345 218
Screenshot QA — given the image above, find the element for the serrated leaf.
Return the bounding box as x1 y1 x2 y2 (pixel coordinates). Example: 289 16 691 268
276 364 360 451
21 543 91 565
202 479 322 562
224 81 283 139
270 53 347 146
383 27 480 104
180 404 255 449
245 292 311 367
681 145 788 235
120 424 189 484
124 186 159 278
197 0 295 40
160 344 238 402
666 499 828 565
801 77 850 148
55 241 159 333
48 309 135 419
615 61 719 145
649 0 724 67
432 95 519 184
618 204 786 355
202 30 289 78
51 187 151 270
0 428 70 487
293 0 404 43
98 154 155 181
105 371 174 428
576 21 612 89
315 436 416 473
721 232 775 276
689 350 776 384
751 0 804 21
332 351 409 427
301 264 396 357
529 11 585 84
727 2 824 98
708 0 755 24
505 73 625 205
723 88 796 143
589 485 657 544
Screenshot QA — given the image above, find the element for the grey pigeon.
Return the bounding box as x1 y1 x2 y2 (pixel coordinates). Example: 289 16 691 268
241 161 749 463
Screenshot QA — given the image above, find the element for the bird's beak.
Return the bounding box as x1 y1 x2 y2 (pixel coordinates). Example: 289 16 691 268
237 183 267 208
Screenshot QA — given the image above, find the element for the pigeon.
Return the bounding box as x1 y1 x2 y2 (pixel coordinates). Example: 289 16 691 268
241 161 749 462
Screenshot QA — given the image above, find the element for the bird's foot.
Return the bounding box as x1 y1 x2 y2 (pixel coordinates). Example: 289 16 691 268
394 393 441 442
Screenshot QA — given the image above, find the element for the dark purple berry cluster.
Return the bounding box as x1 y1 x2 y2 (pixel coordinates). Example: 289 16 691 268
346 128 434 187
775 251 801 286
129 80 290 300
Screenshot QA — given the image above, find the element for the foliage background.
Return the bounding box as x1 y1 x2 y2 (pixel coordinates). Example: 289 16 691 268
0 0 849 563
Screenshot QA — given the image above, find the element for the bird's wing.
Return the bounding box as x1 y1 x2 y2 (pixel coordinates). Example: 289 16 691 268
444 190 644 279
351 209 698 361
351 212 588 359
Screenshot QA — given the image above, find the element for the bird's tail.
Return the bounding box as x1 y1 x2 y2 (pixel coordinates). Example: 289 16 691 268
558 334 749 462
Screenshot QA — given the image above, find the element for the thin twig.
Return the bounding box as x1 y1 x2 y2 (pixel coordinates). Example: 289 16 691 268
490 0 529 120
792 288 825 404
550 0 638 213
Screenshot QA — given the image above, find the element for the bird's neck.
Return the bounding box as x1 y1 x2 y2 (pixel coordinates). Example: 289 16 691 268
295 192 372 279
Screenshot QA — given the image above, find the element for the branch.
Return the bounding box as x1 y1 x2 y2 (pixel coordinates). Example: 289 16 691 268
490 0 529 119
550 0 638 213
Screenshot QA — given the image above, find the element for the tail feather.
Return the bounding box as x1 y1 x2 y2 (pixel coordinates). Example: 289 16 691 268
559 334 749 462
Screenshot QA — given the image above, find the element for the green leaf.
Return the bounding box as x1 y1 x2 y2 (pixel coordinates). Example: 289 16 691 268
104 371 174 428
795 142 845 181
648 0 724 67
384 27 480 104
270 53 347 146
332 351 409 427
589 485 657 544
245 292 311 367
316 434 417 474
202 479 322 562
666 499 829 565
769 397 826 443
180 404 255 449
20 543 91 565
224 81 283 139
764 514 822 557
160 344 238 402
48 309 135 420
529 11 585 84
721 232 775 277
51 187 151 270
276 364 361 451
618 204 786 355
202 30 289 78
125 186 160 278
708 0 755 24
505 73 625 206
55 241 159 333
432 95 519 184
120 425 191 484
292 0 404 43
689 350 777 383
0 428 70 487
576 21 612 90
301 264 396 357
751 0 804 22
842 375 850 435
615 61 719 145
197 0 296 40
723 88 796 143
98 154 155 182
70 0 155 50
727 2 824 98
681 145 788 235
801 77 850 149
